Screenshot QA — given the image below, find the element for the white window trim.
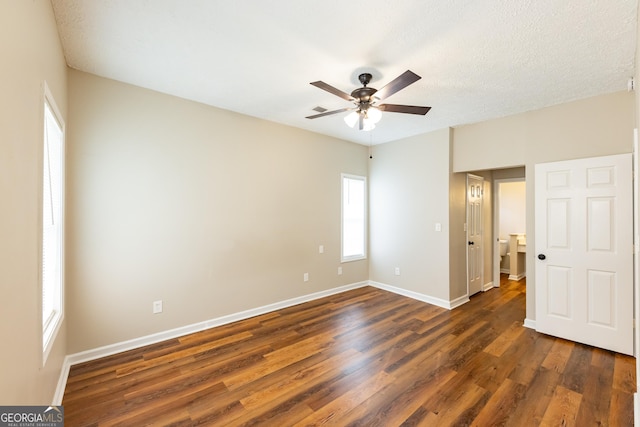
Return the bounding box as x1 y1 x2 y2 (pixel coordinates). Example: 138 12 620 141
341 173 367 263
42 82 65 366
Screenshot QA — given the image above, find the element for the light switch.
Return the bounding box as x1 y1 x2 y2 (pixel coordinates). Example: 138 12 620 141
153 300 163 314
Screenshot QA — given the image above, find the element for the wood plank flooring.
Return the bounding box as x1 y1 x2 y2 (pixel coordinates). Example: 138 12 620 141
63 276 636 426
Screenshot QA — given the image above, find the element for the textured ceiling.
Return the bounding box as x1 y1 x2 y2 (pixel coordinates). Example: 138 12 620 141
51 0 638 145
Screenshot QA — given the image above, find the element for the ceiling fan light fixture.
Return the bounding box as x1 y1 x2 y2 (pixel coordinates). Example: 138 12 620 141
345 109 377 131
366 106 382 124
344 111 359 128
362 119 376 131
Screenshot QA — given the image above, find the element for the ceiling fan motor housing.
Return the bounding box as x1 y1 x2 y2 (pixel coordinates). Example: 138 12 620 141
351 87 377 104
351 73 377 104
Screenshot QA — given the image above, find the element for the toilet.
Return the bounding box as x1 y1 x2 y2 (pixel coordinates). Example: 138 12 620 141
499 239 508 263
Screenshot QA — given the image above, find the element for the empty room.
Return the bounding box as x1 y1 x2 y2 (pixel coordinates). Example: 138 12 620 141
2 1 639 425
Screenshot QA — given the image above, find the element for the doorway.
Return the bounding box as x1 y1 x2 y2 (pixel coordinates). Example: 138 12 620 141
461 167 526 297
492 174 526 289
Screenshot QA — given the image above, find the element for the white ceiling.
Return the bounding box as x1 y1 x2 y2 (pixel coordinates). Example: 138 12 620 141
51 0 638 145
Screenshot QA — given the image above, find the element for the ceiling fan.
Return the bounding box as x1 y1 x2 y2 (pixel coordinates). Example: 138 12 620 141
306 70 431 131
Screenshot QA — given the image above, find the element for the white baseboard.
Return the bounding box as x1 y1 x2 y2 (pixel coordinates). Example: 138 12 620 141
53 280 369 405
54 280 491 404
52 356 71 405
508 272 526 281
449 294 471 309
482 281 494 292
523 318 536 329
368 280 469 310
500 268 510 274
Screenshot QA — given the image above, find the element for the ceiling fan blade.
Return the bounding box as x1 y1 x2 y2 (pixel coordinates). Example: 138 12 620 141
374 70 421 101
378 104 431 115
305 107 352 119
310 81 354 101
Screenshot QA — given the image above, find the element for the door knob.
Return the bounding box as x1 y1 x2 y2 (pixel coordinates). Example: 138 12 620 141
538 254 546 260
468 241 474 245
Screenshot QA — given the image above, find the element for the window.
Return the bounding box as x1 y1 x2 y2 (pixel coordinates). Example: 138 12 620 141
42 84 64 363
341 174 367 262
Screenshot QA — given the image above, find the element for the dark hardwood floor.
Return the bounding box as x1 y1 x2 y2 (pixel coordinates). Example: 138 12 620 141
63 276 636 426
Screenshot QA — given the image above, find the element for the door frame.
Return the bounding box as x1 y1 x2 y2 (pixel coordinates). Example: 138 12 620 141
492 177 526 288
633 130 639 423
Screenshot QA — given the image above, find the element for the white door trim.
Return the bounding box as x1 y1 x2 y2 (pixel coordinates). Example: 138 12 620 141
633 129 639 424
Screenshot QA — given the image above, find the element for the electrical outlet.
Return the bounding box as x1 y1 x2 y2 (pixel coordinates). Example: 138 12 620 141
338 266 343 275
394 267 400 276
304 273 309 282
153 300 163 314
435 222 442 232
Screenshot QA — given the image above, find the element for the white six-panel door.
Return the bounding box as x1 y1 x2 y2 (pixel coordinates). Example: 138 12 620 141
467 174 484 296
535 153 633 355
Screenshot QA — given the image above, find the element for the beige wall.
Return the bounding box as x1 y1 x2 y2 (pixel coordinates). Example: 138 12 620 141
0 1 68 404
448 154 467 300
66 70 369 353
453 91 635 320
453 114 527 172
499 181 526 239
493 167 525 180
62 85 635 355
369 128 453 301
